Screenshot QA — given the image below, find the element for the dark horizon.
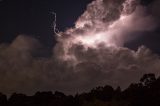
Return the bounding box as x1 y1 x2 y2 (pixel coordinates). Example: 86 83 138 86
0 73 160 106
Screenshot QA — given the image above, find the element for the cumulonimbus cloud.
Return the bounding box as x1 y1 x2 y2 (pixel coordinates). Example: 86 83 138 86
0 0 160 95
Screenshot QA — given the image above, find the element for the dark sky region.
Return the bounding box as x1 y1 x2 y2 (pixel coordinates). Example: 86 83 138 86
0 0 92 48
0 0 160 54
0 0 160 95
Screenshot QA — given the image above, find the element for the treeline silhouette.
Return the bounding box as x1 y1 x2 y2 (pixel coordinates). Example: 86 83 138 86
0 73 160 106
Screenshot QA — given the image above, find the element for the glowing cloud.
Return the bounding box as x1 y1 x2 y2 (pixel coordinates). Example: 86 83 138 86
55 0 157 61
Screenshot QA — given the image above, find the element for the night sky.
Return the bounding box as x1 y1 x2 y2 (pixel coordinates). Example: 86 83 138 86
0 0 160 54
0 0 92 48
0 0 160 95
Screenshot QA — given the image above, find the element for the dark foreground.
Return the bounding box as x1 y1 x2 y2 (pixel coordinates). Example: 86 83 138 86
0 73 160 106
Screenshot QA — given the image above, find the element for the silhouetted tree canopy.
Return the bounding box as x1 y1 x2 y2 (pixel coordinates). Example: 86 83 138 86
0 73 160 106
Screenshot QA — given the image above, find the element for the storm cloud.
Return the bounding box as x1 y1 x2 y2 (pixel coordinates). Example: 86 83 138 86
0 35 159 95
0 0 160 95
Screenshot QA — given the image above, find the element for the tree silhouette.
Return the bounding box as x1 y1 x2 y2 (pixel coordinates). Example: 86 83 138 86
0 93 7 106
0 73 160 106
140 73 156 88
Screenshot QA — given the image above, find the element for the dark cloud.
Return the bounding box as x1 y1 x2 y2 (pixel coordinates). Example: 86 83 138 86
0 35 160 95
150 0 160 23
0 0 160 95
125 0 160 53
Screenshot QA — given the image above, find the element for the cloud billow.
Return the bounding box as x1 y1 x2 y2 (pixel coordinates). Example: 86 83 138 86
0 0 160 95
